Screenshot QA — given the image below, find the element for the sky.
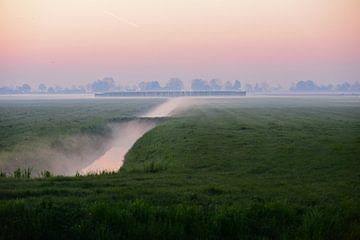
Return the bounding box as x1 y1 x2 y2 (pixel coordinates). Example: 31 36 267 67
0 0 359 87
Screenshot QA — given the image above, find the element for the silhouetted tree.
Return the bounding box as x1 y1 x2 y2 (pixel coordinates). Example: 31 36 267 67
17 84 31 93
233 80 241 90
38 83 47 92
91 77 115 92
224 81 233 90
191 79 210 91
165 78 184 91
291 80 319 91
335 82 351 92
210 79 222 90
138 81 162 91
47 87 55 93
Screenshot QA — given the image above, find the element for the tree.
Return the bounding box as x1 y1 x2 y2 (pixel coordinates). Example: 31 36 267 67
146 81 161 90
18 84 31 93
191 79 210 91
291 80 319 91
254 83 262 92
210 79 222 90
47 87 55 93
335 82 351 92
91 77 115 92
38 83 47 93
138 81 162 91
138 82 147 91
224 81 233 90
233 80 241 90
165 78 184 91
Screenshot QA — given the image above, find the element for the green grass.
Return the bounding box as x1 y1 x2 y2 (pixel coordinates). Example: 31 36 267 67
0 98 164 174
0 97 359 239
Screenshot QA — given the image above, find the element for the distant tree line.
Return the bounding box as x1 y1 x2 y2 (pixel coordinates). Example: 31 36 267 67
190 79 241 91
0 83 87 94
0 84 32 94
290 80 360 92
0 78 359 94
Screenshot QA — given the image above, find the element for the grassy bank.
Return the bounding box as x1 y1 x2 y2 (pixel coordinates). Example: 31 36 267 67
0 97 359 239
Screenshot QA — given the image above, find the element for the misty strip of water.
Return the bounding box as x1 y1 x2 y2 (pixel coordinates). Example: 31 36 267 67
80 98 188 174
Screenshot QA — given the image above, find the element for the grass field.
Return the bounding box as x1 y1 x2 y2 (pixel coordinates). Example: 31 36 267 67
0 98 163 174
0 97 359 239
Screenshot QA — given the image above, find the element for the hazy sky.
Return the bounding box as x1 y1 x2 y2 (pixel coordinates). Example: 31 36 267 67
0 0 359 87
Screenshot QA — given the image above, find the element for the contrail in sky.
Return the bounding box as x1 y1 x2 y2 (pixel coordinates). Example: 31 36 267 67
103 10 139 28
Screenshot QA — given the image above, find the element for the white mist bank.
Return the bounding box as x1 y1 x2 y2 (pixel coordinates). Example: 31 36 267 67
80 97 193 174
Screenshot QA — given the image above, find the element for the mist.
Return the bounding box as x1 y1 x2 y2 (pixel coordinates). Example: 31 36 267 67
0 133 109 176
80 120 157 174
81 97 194 174
0 97 196 176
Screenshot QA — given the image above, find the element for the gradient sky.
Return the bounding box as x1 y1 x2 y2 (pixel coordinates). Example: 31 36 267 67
0 0 359 87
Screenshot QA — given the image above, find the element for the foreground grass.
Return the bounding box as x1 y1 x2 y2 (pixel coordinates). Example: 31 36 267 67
0 97 359 239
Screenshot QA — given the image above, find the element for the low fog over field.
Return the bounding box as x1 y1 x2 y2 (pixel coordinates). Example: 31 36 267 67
0 97 198 175
1 96 358 176
81 98 194 173
0 98 164 175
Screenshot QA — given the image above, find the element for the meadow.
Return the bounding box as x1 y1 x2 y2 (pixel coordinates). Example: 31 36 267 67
0 98 164 174
0 96 359 239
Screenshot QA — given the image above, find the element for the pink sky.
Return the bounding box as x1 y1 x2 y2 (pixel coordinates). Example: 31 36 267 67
0 0 359 87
